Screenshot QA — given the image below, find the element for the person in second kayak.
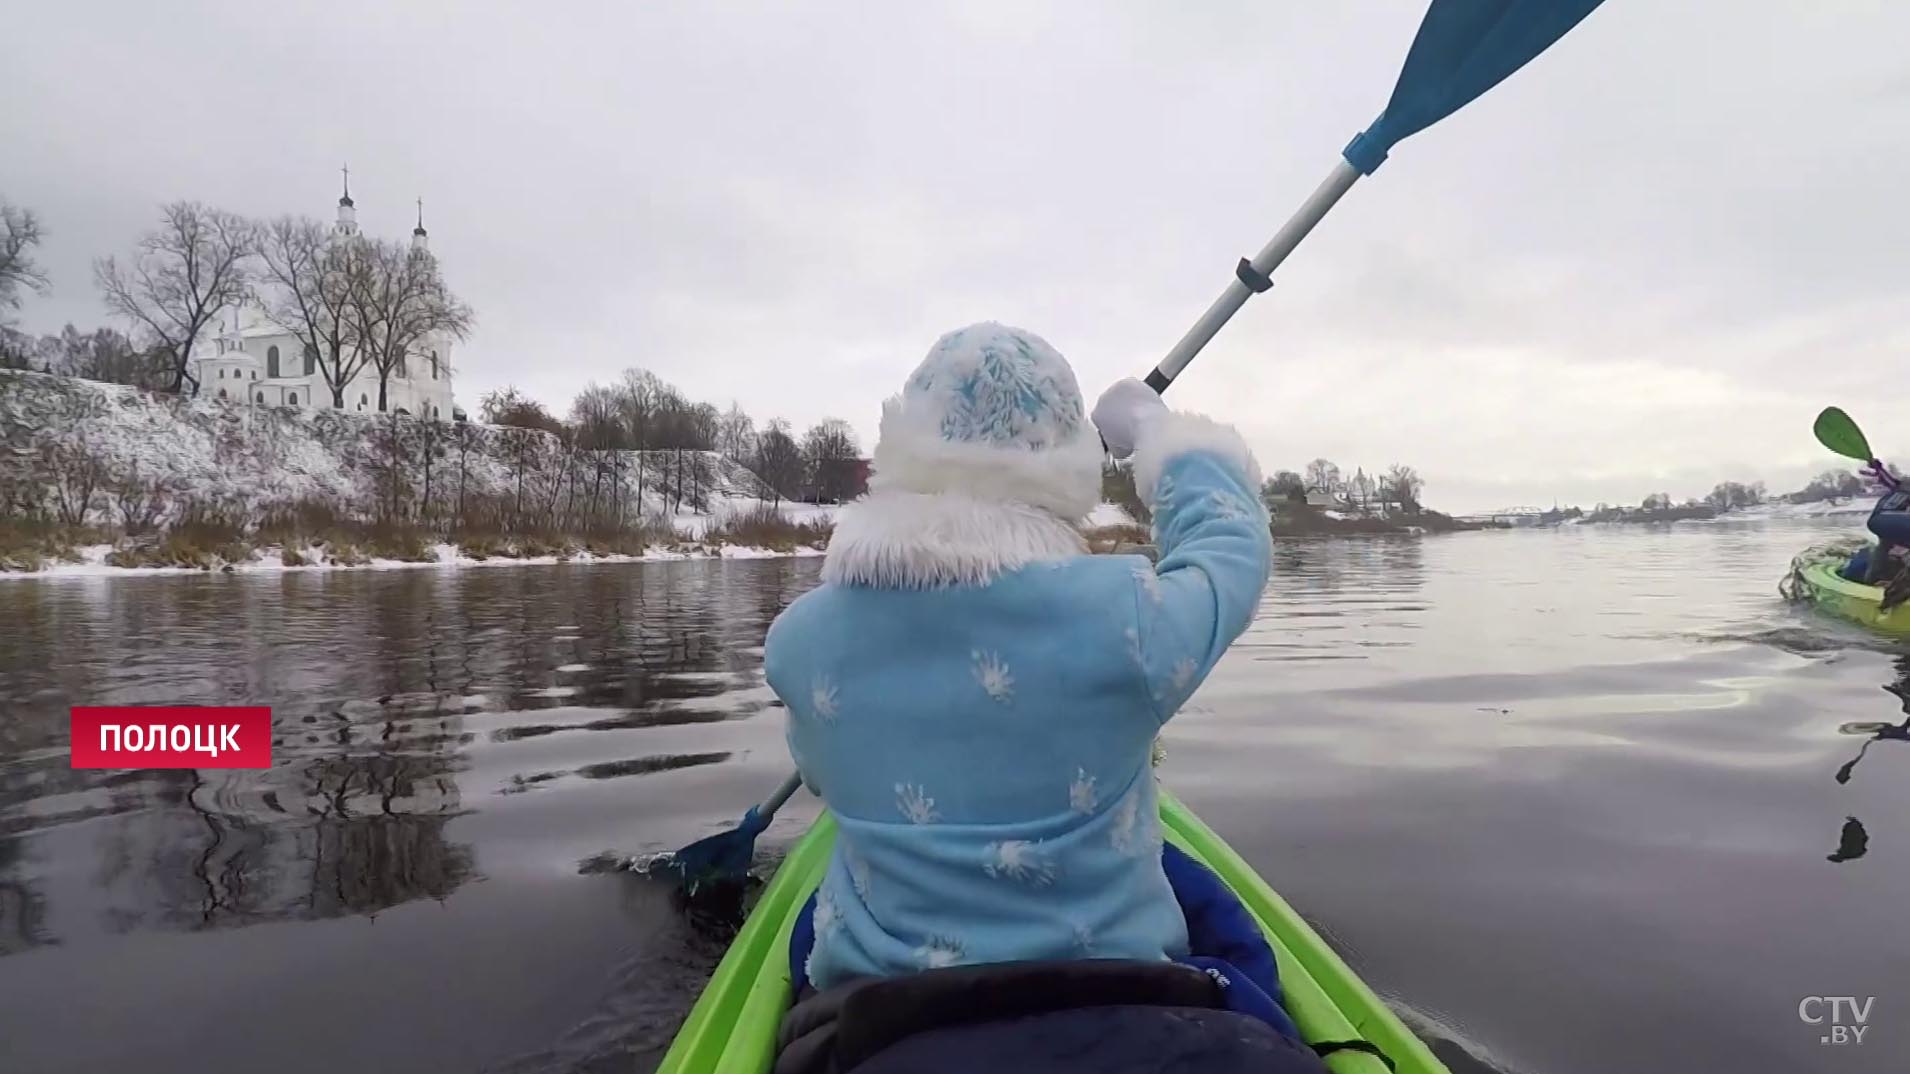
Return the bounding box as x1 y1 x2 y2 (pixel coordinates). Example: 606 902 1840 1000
1840 463 1910 587
764 323 1270 992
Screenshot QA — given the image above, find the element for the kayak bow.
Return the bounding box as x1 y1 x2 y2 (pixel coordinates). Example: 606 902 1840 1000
657 789 1447 1074
1786 552 1910 636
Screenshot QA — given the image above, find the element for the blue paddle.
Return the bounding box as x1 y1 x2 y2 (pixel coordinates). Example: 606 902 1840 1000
664 0 1613 896
659 770 804 894
1148 0 1610 392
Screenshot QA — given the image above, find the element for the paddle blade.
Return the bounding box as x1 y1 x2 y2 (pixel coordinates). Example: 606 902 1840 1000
1814 407 1873 461
660 805 770 893
1344 0 1607 174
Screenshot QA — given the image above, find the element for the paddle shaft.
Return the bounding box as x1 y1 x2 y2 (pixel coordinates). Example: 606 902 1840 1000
760 770 803 817
1147 158 1362 392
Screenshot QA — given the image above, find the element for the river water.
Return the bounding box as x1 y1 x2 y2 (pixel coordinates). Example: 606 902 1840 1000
0 519 1903 1074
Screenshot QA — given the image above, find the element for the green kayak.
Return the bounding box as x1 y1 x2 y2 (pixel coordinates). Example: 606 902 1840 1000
657 788 1447 1074
1786 552 1910 636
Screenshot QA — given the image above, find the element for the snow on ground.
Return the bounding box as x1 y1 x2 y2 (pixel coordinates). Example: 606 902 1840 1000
0 369 789 530
1086 503 1136 528
1 370 839 579
0 540 825 581
669 500 840 538
1729 500 1872 519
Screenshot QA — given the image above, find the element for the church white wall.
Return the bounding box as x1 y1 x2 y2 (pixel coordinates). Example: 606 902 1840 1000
194 334 457 419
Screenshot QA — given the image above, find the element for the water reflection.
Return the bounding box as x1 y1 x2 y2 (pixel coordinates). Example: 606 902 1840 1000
1833 656 1910 786
1828 817 1870 864
5 526 1910 1074
0 560 816 957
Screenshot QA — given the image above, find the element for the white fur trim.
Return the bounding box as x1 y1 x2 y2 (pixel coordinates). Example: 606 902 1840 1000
823 492 1087 589
1130 413 1263 505
867 394 1104 521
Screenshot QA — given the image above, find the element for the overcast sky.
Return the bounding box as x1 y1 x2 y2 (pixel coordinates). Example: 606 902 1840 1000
6 1 1908 513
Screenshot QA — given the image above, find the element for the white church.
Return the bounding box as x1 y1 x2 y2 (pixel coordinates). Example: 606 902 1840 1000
194 176 461 421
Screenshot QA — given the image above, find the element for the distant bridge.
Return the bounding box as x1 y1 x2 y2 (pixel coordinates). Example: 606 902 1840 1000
1456 506 1554 526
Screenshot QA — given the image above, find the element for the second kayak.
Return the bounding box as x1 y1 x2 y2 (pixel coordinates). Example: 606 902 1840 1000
1784 549 1910 635
657 788 1447 1074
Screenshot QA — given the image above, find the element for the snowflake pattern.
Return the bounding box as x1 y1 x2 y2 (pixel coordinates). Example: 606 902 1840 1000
983 839 1057 886
895 782 941 824
811 676 840 723
1207 489 1254 522
972 650 1014 703
813 887 842 939
1069 768 1099 815
1132 564 1164 606
1110 785 1155 857
912 327 1082 447
914 934 967 970
1110 794 1138 854
1170 657 1198 694
1154 473 1179 512
844 846 872 902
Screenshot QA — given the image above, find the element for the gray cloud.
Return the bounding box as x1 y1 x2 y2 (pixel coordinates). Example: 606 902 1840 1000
6 0 1907 513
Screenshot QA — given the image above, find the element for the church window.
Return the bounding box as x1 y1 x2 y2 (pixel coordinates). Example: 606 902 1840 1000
255 392 263 403
288 392 299 406
430 351 439 380
267 345 281 378
359 394 368 410
303 344 317 376
217 388 227 400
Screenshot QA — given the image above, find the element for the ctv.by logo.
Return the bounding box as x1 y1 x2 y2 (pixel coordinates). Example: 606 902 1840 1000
1798 996 1874 1046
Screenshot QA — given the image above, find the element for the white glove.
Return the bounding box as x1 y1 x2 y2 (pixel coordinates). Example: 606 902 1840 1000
1092 378 1168 460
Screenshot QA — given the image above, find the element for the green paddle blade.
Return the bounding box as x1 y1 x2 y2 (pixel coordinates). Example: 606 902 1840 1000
1815 407 1873 461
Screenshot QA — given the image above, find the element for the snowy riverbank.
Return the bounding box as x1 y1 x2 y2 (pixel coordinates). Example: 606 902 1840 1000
1 538 827 581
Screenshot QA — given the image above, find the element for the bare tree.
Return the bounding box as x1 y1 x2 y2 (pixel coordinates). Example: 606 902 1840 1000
480 386 563 433
570 383 627 529
753 419 804 508
1382 464 1424 514
716 402 757 464
95 202 254 395
348 241 472 413
1304 458 1342 497
43 439 105 525
801 418 862 503
1 200 51 321
1261 471 1306 511
257 216 369 408
110 464 172 535
40 324 164 388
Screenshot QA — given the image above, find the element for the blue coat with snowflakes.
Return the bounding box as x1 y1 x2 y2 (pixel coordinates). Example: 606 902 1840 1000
765 412 1270 989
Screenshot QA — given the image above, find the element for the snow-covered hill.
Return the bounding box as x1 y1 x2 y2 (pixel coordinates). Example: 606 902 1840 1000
0 370 796 532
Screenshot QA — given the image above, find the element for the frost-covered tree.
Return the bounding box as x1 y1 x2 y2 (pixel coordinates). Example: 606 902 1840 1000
716 402 757 464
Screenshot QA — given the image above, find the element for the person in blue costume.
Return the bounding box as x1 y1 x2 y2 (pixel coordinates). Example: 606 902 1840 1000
763 323 1287 1030
787 840 1301 1042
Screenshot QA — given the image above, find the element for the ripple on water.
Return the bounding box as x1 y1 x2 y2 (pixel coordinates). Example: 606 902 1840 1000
7 530 1910 1074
